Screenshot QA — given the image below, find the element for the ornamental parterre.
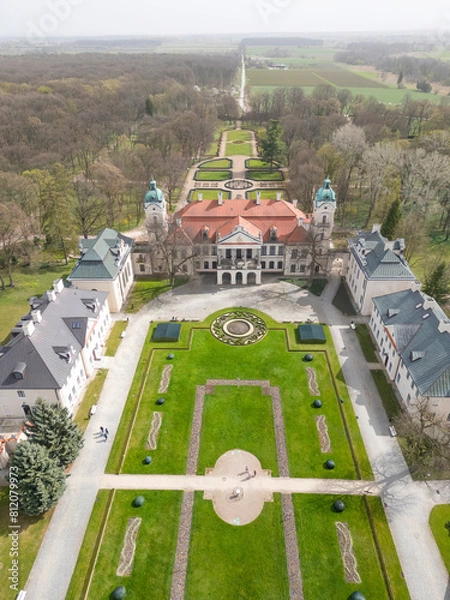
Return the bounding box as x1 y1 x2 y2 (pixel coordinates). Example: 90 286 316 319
211 312 267 345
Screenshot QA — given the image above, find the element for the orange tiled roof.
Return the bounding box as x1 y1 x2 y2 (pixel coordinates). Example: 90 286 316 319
174 198 311 244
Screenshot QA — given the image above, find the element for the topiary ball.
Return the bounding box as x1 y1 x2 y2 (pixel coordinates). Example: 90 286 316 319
167 353 175 360
313 399 322 408
144 456 152 465
348 593 366 600
133 495 145 507
304 354 314 362
156 397 165 406
111 586 127 599
325 459 335 470
334 499 345 513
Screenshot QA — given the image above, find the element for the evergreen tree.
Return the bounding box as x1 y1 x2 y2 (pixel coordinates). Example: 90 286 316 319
380 198 402 240
25 399 84 469
260 119 286 171
10 442 66 516
422 262 450 304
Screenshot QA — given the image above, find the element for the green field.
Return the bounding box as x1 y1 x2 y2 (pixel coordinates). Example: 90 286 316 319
194 170 231 181
188 189 231 201
198 158 232 169
226 129 253 141
225 142 254 156
246 170 284 181
245 159 278 169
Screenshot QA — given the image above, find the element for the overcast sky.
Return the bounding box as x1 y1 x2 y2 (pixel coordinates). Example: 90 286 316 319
1 0 450 38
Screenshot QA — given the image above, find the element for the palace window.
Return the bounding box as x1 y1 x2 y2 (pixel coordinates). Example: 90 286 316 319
246 249 252 259
290 264 296 272
277 261 283 269
269 246 276 255
269 261 275 269
261 246 267 256
291 249 298 259
139 264 145 272
278 247 284 256
299 265 305 273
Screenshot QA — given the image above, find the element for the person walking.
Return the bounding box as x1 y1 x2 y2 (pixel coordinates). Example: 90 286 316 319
99 426 104 435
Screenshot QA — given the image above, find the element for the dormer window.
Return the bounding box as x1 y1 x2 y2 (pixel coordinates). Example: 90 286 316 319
12 362 26 380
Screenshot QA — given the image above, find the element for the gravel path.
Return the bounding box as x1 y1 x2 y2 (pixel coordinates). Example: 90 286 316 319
170 491 195 600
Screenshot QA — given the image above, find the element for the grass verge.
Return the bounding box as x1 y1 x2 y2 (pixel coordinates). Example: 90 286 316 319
74 369 109 432
355 324 378 363
125 277 186 313
371 370 402 420
430 505 450 575
105 321 128 356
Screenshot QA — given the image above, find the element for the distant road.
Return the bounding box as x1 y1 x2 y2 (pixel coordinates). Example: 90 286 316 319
238 54 247 114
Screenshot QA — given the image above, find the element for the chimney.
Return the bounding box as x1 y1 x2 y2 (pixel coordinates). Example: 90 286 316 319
31 309 42 324
53 278 64 294
22 321 35 337
292 199 298 208
411 281 421 292
256 192 261 205
276 192 282 202
372 223 381 233
46 289 56 302
438 320 450 334
218 192 223 206
298 217 304 227
198 192 203 202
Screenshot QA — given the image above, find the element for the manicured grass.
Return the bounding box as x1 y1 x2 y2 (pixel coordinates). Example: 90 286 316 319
109 309 372 480
188 189 231 201
247 189 286 200
226 129 253 141
226 142 254 156
332 281 357 316
194 170 232 181
246 170 284 181
430 505 450 575
186 492 289 599
0 488 54 599
0 262 73 344
67 490 182 600
198 158 232 169
293 494 409 599
125 277 186 313
197 385 279 475
74 369 108 432
279 278 327 296
371 370 402 420
105 320 128 356
355 324 379 363
245 158 278 169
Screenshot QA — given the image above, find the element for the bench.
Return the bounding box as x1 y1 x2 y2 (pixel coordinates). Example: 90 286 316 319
389 425 397 437
89 404 97 417
17 592 27 600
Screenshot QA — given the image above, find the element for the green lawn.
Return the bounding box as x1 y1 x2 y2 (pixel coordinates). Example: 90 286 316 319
188 189 231 201
67 490 182 600
74 369 108 432
194 170 231 181
247 189 286 200
293 494 410 599
355 324 379 363
0 263 74 344
198 159 232 169
371 370 402 420
226 129 253 141
226 142 254 156
105 320 128 356
246 170 284 181
245 159 279 169
125 277 186 313
430 505 450 575
107 309 372 480
186 492 289 599
0 488 54 599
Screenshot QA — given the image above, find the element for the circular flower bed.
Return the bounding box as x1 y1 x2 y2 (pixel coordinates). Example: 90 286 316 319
211 311 267 345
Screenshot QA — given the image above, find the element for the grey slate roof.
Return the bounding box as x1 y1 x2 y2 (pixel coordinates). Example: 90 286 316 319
373 289 450 397
0 287 108 391
349 230 416 281
68 228 133 281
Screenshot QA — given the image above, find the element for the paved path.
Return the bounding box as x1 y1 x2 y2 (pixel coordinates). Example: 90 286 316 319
24 274 450 599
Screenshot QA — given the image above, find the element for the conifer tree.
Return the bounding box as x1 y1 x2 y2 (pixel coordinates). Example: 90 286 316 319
10 442 66 516
261 119 286 171
422 262 450 304
25 398 84 469
380 198 402 240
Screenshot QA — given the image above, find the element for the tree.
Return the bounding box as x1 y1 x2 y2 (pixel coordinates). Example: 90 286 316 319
393 399 450 479
397 70 404 88
145 220 197 286
0 202 29 288
422 262 450 304
380 198 402 240
261 119 286 171
160 153 188 211
416 80 432 94
9 441 66 516
24 398 84 469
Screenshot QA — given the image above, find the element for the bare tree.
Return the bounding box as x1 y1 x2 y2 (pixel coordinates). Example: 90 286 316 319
0 203 28 288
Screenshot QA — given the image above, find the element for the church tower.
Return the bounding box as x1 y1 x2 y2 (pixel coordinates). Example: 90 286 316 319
144 179 167 229
311 177 336 253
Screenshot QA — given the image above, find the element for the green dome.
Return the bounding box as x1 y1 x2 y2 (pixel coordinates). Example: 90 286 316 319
144 179 164 206
315 177 336 205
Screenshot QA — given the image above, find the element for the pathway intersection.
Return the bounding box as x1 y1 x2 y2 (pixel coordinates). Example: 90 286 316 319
24 276 450 599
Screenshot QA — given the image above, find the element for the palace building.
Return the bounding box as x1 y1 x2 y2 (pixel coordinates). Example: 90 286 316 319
134 178 337 285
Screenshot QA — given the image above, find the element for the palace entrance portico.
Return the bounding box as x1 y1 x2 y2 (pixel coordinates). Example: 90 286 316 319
217 268 261 285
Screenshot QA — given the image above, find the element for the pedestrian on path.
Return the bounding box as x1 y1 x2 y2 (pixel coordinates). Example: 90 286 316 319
99 426 104 435
105 428 109 435
104 433 108 441
253 470 257 478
